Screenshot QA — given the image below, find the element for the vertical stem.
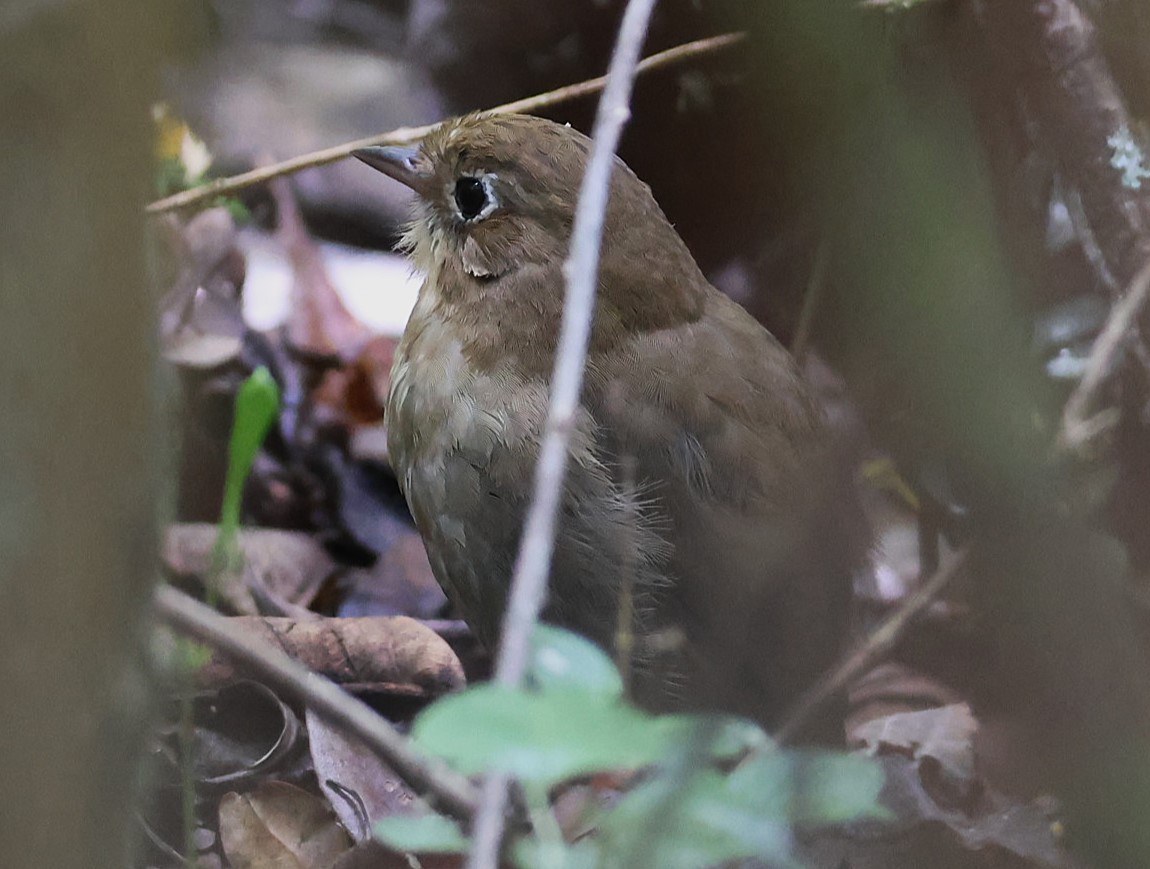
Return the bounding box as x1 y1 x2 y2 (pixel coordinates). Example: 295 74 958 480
466 1 662 866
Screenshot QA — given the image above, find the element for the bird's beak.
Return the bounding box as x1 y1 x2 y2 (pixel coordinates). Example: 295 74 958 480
352 145 435 197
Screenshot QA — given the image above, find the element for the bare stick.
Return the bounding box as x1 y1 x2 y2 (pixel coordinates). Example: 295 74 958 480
467 2 662 866
772 547 969 746
153 584 479 823
145 32 744 215
977 0 1150 296
1057 257 1150 456
494 0 658 688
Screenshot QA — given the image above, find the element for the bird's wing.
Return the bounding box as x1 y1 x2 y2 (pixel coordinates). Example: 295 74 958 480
588 288 857 730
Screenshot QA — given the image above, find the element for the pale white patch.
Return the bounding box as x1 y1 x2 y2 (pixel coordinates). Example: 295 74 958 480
399 208 438 277
239 230 419 336
872 563 904 601
389 304 473 437
461 234 498 278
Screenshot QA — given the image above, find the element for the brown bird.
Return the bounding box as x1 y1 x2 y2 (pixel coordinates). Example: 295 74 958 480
354 114 862 741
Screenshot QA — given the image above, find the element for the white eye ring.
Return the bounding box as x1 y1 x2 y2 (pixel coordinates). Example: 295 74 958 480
452 173 499 222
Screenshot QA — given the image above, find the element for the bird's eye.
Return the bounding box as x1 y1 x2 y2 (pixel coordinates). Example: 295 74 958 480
453 176 488 221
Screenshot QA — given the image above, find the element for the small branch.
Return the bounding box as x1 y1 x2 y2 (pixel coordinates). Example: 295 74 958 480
976 0 1150 294
153 585 479 823
1057 257 1150 456
467 1 662 866
146 32 744 215
772 547 969 746
494 0 660 691
467 773 513 869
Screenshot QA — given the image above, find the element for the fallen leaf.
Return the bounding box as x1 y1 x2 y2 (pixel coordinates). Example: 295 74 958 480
307 709 422 841
164 524 337 615
854 703 978 803
184 615 465 697
219 781 351 868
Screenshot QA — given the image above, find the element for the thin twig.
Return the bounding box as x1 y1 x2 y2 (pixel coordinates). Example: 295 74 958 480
467 772 514 869
772 547 969 746
493 0 658 690
153 584 480 823
977 0 1150 295
1057 257 1150 456
145 32 744 215
467 2 662 866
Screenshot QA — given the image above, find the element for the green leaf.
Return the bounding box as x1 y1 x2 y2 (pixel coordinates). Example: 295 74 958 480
652 713 770 761
528 625 623 698
217 196 252 224
213 367 280 570
599 748 886 869
731 750 888 827
512 837 601 869
601 767 795 869
800 754 888 824
412 685 675 787
176 638 213 672
374 812 468 854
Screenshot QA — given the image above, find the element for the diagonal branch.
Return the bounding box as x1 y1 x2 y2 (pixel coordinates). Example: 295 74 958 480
772 547 969 746
491 3 659 691
1057 257 1150 456
153 584 480 823
145 32 744 215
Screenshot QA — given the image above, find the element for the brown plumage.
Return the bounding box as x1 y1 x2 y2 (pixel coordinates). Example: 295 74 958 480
355 114 862 740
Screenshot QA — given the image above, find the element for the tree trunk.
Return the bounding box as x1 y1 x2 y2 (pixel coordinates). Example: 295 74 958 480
0 4 161 866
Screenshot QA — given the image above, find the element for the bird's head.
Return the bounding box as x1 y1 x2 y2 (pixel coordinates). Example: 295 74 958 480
354 113 599 281
354 113 705 332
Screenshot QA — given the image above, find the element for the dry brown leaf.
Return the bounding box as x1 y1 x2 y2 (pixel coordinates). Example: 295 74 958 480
219 781 351 869
854 703 978 800
158 207 247 370
306 709 421 841
163 524 337 615
271 176 372 361
192 615 465 697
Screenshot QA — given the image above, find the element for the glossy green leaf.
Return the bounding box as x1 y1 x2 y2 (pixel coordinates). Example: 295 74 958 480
513 837 601 869
528 625 623 698
213 366 279 572
412 685 674 787
374 812 468 854
601 767 795 869
220 366 279 532
652 713 770 760
599 747 885 869
730 750 888 826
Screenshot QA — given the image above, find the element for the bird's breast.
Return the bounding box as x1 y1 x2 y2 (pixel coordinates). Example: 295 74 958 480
384 304 626 646
386 306 598 491
386 263 615 473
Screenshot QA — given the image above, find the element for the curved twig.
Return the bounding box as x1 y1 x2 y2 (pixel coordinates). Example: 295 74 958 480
146 32 745 215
